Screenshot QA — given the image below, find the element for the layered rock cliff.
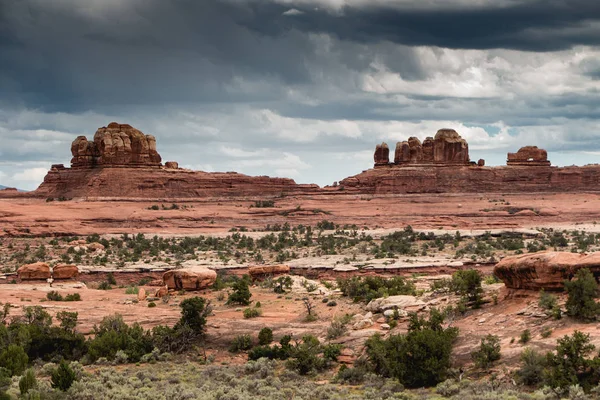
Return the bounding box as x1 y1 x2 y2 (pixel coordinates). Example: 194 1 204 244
34 123 319 199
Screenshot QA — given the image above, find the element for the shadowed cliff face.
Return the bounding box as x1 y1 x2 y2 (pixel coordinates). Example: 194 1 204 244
71 122 162 168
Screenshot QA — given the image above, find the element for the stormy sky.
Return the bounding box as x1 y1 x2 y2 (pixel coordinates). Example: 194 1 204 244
1 0 600 190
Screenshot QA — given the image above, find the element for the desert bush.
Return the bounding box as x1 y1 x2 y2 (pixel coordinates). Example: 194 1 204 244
326 315 351 340
87 314 154 362
365 309 458 388
106 272 117 285
248 335 293 361
19 369 37 395
97 281 112 290
516 347 545 386
258 327 273 345
243 307 262 318
51 360 77 391
538 289 558 310
0 344 28 376
286 335 341 375
230 335 253 352
273 276 293 294
450 269 483 308
125 286 139 295
148 302 156 308
565 268 600 321
543 330 599 391
64 293 81 301
519 329 531 344
471 334 501 369
46 291 63 301
227 277 252 306
336 276 416 303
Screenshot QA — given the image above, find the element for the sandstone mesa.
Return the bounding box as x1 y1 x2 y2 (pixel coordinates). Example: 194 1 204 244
3 122 600 199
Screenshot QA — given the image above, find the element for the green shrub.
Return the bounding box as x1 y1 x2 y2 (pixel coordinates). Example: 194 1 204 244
538 289 558 310
243 307 261 319
258 328 273 345
230 335 253 352
327 300 337 307
336 276 416 303
106 272 117 285
98 281 112 290
47 291 63 301
148 302 156 308
51 360 77 391
450 269 483 308
516 347 545 386
365 309 458 388
565 268 600 321
19 369 37 395
326 315 350 340
286 335 340 375
519 329 531 344
273 276 293 294
541 327 552 338
0 344 28 376
248 335 293 361
125 286 139 295
543 330 598 391
471 334 501 369
64 293 81 301
87 314 153 362
227 277 252 306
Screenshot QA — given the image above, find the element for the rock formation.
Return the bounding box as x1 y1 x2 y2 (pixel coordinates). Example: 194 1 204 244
18 262 51 280
374 143 390 166
71 122 161 168
388 129 470 167
248 265 291 280
34 122 320 199
507 146 551 166
494 251 600 290
52 264 79 280
162 268 217 291
28 123 600 198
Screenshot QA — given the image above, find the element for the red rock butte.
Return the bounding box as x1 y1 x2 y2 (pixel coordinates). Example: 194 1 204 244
340 129 600 194
14 124 600 199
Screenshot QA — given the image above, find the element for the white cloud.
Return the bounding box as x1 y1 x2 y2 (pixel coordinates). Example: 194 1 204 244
13 168 49 182
282 8 304 16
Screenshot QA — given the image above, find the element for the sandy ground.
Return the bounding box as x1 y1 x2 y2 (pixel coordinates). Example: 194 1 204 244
2 192 600 237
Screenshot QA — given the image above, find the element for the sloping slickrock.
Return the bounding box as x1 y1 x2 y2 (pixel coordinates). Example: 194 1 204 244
365 295 425 312
18 262 51 280
494 251 600 290
52 264 79 279
162 268 217 291
248 265 290 279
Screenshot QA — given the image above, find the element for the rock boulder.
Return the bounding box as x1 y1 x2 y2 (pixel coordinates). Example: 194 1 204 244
494 251 600 290
365 295 425 312
507 146 550 166
52 264 79 280
163 268 217 291
391 129 469 166
18 262 51 280
248 265 290 279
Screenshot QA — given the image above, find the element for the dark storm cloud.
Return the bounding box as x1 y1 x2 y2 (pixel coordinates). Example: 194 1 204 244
253 0 600 51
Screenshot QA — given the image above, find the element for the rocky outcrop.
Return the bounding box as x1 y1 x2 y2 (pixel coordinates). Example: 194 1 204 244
162 269 217 291
494 251 600 290
248 265 290 279
71 122 161 168
18 262 51 280
164 162 179 169
374 143 389 166
52 264 79 280
365 295 425 312
507 146 551 166
389 129 470 167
